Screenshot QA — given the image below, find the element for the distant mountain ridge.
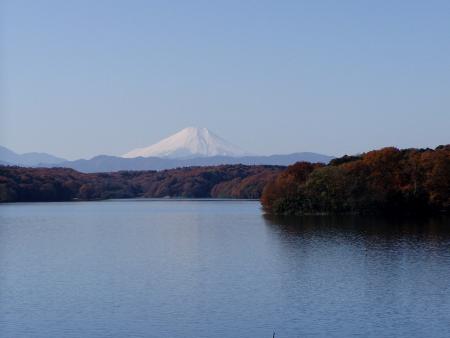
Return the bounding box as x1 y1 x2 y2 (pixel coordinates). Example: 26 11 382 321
0 145 66 166
44 152 334 173
0 144 334 173
123 127 247 158
1 127 334 172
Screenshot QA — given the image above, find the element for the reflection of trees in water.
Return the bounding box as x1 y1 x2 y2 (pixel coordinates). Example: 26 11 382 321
263 214 450 246
262 214 450 298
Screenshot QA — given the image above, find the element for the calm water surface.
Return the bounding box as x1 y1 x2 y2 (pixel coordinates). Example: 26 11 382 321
1 200 450 338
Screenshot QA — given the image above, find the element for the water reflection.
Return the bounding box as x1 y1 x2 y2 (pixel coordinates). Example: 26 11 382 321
264 214 450 245
262 214 450 338
1 202 450 338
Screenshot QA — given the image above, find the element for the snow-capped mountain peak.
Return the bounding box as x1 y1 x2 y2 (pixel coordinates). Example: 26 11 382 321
122 127 247 159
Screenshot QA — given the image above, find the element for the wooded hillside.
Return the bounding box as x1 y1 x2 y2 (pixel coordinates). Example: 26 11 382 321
261 146 450 215
0 165 283 202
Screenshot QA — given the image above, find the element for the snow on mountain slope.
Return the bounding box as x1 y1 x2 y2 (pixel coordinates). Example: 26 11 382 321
122 127 247 159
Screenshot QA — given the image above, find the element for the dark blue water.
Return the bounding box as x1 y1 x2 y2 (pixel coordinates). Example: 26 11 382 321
1 200 450 338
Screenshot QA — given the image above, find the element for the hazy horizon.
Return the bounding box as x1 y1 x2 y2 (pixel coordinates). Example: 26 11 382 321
2 1 449 160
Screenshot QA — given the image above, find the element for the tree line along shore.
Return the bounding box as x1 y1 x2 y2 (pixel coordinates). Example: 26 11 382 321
261 145 449 215
1 145 449 215
0 164 282 202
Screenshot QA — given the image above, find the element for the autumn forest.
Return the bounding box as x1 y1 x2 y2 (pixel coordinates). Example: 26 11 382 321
1 146 449 215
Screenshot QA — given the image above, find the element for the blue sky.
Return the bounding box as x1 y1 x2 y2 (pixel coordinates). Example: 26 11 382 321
1 0 449 159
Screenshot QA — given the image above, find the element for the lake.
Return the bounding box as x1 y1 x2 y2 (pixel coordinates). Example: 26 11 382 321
1 200 450 338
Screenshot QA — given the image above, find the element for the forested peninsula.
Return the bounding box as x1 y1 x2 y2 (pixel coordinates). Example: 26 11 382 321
261 145 449 215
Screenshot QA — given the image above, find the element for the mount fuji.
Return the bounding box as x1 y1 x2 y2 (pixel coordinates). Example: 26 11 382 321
2 127 334 172
123 127 247 159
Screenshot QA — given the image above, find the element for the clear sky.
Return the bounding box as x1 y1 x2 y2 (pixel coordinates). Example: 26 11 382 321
1 0 449 160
